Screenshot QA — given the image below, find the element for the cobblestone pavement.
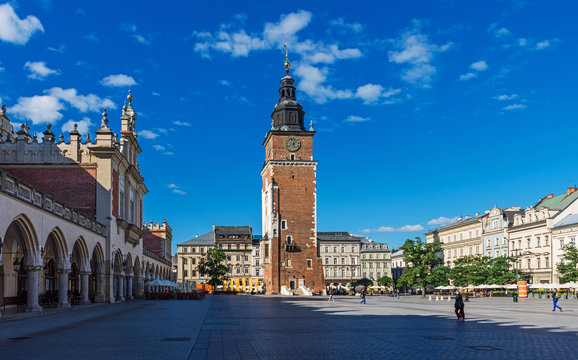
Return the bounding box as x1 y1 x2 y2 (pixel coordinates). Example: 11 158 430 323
1 295 577 359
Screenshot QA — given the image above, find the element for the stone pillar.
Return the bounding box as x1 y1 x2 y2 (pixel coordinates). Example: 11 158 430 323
127 276 134 300
137 275 144 298
94 272 106 303
57 269 70 308
26 266 43 312
117 275 125 301
80 272 90 305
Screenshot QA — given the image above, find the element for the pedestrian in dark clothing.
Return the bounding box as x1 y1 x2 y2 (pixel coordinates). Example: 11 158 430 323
454 290 465 322
552 289 562 312
360 287 367 304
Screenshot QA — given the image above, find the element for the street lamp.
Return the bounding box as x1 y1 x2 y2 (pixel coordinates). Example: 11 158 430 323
13 257 22 273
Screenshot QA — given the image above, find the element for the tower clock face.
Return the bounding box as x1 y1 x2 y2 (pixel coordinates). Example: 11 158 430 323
285 136 301 152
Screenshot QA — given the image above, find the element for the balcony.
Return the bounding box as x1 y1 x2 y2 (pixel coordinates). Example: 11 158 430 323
284 243 300 252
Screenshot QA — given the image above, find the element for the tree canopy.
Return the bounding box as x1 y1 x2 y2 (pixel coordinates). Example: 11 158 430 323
448 255 522 286
376 276 394 287
196 245 229 288
397 237 444 296
557 244 578 282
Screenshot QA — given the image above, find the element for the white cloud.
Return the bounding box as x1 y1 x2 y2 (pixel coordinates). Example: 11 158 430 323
24 61 60 80
361 224 426 233
119 23 151 45
8 95 63 124
459 72 476 81
427 216 459 226
47 44 65 53
46 87 115 112
100 74 137 87
494 94 518 101
218 80 232 87
294 64 398 104
194 10 312 58
345 115 370 122
8 88 116 124
504 103 527 110
167 183 186 195
0 4 44 45
152 144 165 151
388 22 451 88
488 24 511 38
518 38 527 47
470 60 488 71
296 40 362 64
173 121 191 126
61 117 93 134
152 91 161 97
329 18 363 33
536 40 550 50
137 129 158 139
84 33 98 43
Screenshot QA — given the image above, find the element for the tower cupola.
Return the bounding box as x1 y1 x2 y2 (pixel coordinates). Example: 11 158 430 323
270 45 307 132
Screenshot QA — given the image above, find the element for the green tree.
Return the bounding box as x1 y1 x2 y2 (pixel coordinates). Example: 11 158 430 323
352 278 373 288
377 276 394 287
398 237 445 297
429 267 450 287
196 246 229 288
449 255 490 286
557 244 578 282
488 256 521 284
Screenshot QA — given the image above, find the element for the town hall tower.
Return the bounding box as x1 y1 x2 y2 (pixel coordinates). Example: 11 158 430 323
261 50 324 295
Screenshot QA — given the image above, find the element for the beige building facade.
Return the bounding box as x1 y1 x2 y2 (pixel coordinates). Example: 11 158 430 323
360 239 392 281
318 232 362 287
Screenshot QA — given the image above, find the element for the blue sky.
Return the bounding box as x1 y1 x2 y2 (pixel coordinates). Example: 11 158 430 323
1 1 577 253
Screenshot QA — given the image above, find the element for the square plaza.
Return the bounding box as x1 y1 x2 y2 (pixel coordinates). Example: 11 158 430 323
1 295 577 359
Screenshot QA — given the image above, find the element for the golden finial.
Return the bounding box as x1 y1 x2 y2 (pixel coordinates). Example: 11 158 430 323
284 42 291 75
127 89 133 106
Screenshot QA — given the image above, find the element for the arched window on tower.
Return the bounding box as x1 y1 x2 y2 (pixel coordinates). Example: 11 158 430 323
290 154 295 160
286 236 292 245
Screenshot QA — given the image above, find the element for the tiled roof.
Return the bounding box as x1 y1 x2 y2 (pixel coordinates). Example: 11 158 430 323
535 191 578 212
179 231 215 246
553 214 578 228
214 226 252 235
317 232 362 241
432 213 486 232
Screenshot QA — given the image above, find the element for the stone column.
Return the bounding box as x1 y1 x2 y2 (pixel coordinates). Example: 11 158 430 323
127 276 134 300
80 272 90 305
117 275 125 301
26 266 43 312
94 272 106 303
57 269 70 308
137 275 144 298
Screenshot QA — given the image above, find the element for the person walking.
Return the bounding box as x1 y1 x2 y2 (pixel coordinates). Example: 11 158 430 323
552 289 563 312
360 287 367 304
454 290 465 322
328 289 334 302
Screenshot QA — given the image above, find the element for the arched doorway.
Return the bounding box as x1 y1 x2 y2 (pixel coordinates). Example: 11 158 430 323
43 228 69 309
2 215 41 312
90 243 105 303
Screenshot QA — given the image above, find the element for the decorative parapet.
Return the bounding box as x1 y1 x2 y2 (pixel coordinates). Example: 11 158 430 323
0 169 107 236
143 248 172 266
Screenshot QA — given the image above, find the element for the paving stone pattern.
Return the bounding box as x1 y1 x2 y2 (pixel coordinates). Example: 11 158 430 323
1 295 577 359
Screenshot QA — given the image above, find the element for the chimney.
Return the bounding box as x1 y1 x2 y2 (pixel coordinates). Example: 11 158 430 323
546 194 554 199
568 187 577 195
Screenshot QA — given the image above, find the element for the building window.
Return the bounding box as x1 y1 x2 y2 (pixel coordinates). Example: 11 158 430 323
453 249 457 257
545 235 549 245
183 247 188 253
352 269 357 277
245 256 249 261
545 257 549 268
244 267 249 274
469 231 472 238
236 255 240 261
256 259 260 266
341 268 346 277
255 269 260 276
325 246 328 253
341 247 345 253
469 247 472 255
325 258 329 265
286 236 293 244
377 272 381 278
183 258 188 265
333 258 337 265
236 267 241 274
219 244 223 249
192 258 196 265
460 248 463 256
184 270 188 277
307 259 312 268
192 247 196 253
281 220 287 230
341 258 345 265
334 269 338 277
333 246 337 253
475 246 479 254
536 236 541 247
363 272 367 278
200 248 204 253
352 246 355 252
495 238 499 246
265 244 269 258
287 259 292 267
527 258 531 269
192 270 196 277
325 269 330 277
227 244 231 250
560 239 564 249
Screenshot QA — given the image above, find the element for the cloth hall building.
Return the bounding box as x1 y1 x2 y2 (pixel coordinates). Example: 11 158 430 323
0 95 171 315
